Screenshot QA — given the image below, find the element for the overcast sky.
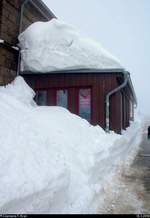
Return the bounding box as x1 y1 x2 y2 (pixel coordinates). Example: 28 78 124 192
43 0 150 116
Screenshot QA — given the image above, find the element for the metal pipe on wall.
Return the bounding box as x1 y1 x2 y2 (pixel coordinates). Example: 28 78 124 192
105 71 130 133
16 0 55 76
17 0 30 76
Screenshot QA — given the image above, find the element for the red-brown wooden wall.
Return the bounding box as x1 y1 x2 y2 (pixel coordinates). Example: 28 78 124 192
23 72 133 134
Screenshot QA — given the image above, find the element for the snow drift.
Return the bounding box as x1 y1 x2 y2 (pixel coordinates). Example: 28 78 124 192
0 77 143 214
19 18 123 72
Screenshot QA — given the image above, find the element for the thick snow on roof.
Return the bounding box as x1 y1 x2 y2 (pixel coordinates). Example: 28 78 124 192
19 18 123 73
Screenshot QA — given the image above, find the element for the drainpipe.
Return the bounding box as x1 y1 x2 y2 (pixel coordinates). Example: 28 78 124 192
105 71 130 133
16 0 54 76
17 0 30 76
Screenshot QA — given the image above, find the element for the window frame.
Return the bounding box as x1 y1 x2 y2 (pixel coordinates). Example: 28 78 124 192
56 88 69 109
35 86 92 122
76 87 92 123
35 89 48 106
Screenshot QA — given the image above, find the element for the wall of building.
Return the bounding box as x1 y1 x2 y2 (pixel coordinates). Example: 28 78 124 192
0 46 18 85
22 72 132 134
0 1 2 36
0 0 54 85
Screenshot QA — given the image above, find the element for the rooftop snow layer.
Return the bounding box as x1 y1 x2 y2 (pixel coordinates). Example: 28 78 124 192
19 18 123 73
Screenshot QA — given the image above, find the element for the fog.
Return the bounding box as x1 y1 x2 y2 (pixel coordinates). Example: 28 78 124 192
43 0 150 116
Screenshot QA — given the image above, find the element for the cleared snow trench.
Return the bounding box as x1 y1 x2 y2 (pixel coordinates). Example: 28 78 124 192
0 77 143 213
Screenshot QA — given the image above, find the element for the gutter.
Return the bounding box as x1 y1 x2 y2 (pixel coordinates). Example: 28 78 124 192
127 74 137 106
17 0 30 76
105 71 130 133
21 68 125 75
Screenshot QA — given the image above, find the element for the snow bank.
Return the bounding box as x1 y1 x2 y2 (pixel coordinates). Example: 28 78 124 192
0 77 143 214
0 76 35 106
19 18 122 73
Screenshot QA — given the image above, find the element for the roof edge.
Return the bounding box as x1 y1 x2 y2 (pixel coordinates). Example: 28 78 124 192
20 68 126 75
30 0 56 20
126 72 137 105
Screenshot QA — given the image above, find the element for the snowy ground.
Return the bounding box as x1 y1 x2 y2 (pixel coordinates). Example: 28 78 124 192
98 121 150 214
0 77 144 214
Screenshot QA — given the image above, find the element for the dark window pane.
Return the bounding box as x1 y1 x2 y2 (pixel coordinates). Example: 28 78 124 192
56 90 68 109
36 90 47 106
79 89 91 122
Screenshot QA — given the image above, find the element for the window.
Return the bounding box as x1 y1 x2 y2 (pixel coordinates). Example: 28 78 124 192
56 89 68 109
79 89 91 122
36 90 47 106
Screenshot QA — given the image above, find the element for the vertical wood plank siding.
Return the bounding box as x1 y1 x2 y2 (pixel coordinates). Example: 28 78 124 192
23 73 132 134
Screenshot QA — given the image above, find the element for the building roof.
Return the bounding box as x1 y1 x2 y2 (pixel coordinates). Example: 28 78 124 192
29 0 56 20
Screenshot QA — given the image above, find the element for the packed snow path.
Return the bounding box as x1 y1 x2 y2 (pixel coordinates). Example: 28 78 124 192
98 123 150 214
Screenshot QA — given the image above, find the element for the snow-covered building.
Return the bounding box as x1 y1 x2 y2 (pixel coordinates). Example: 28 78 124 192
0 0 137 133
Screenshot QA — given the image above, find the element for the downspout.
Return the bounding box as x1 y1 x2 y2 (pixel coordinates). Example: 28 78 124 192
17 0 30 76
105 71 130 133
16 0 54 76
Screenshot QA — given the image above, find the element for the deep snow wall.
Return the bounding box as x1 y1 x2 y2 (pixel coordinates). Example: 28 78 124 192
0 77 143 214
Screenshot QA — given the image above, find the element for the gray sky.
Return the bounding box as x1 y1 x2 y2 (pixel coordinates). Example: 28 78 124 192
43 0 150 116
